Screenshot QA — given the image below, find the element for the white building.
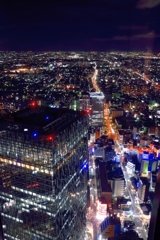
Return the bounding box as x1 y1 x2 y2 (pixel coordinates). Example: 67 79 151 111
90 92 104 126
79 93 90 111
111 177 125 197
126 161 135 173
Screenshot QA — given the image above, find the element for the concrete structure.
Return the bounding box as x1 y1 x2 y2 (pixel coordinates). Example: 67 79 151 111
97 162 112 208
97 200 107 220
117 129 132 144
0 106 89 240
70 98 79 111
117 197 132 212
126 160 136 173
79 92 90 111
111 177 125 197
100 215 121 239
133 126 137 140
90 92 104 126
138 177 150 202
110 108 123 119
94 146 105 159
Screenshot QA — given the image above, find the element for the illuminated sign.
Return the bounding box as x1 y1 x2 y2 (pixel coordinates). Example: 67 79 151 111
142 154 149 160
90 92 104 98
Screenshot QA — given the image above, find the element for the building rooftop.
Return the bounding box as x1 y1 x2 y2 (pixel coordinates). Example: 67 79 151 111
0 106 87 135
90 92 104 98
140 177 150 185
98 162 112 192
109 215 121 225
139 203 151 215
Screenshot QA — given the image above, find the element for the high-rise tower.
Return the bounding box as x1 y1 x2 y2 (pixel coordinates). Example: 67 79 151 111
0 107 89 240
90 92 104 127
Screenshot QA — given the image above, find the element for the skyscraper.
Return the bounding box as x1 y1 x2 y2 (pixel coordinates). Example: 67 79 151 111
90 92 104 127
79 93 90 111
0 107 89 240
148 168 160 240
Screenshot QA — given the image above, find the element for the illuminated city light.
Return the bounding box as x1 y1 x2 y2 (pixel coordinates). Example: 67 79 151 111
31 102 35 106
1 51 160 240
98 235 102 240
96 200 107 220
26 183 39 189
86 109 90 114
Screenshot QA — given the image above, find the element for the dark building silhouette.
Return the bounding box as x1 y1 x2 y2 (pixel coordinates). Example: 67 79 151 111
148 168 160 240
0 215 4 240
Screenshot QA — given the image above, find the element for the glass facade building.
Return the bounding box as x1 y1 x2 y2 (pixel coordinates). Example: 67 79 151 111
0 107 89 240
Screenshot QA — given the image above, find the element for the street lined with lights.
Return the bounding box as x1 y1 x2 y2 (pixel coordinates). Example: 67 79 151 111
87 61 150 240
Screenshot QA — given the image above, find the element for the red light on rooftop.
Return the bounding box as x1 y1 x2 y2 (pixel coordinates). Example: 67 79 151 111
86 109 90 114
31 102 35 107
47 136 53 140
26 183 39 189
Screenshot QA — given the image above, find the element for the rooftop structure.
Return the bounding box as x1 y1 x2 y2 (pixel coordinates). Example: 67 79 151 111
97 162 112 207
100 215 121 239
90 92 104 98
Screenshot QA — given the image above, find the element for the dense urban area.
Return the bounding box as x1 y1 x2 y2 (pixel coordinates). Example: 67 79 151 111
0 51 160 240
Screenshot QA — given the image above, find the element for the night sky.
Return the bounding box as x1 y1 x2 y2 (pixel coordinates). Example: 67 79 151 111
0 0 160 52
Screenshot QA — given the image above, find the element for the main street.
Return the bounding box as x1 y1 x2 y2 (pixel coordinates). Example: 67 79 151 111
86 63 100 240
121 163 148 240
87 146 99 240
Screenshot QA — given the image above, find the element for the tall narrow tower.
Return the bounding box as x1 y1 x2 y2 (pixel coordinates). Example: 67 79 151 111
90 92 104 127
148 168 160 240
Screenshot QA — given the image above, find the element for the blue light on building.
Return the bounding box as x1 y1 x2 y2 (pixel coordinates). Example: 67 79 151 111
140 152 158 173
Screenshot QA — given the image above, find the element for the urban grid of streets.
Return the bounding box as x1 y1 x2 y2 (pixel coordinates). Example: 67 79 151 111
86 63 149 240
1 52 157 239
